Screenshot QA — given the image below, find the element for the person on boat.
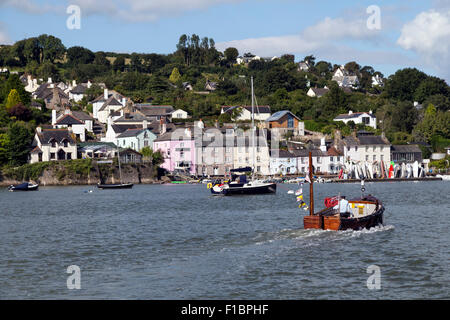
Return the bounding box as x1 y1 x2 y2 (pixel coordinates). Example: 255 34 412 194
333 196 352 218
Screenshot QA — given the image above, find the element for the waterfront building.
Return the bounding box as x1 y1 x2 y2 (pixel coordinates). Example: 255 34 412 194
341 132 391 163
391 144 423 164
153 128 197 175
29 127 77 163
116 128 157 153
270 149 297 175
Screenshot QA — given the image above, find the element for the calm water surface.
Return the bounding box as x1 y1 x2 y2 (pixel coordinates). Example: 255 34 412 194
0 181 449 299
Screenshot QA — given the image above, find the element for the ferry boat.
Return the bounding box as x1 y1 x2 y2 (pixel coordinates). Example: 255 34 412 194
302 152 385 231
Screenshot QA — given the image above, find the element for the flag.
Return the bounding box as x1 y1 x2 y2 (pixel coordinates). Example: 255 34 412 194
305 172 311 184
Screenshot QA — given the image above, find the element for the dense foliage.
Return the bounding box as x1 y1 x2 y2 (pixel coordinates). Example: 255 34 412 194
1 34 449 170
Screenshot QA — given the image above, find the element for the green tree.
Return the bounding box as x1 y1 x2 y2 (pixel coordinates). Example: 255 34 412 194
6 121 34 166
224 47 239 64
169 67 182 84
5 89 22 112
384 68 428 101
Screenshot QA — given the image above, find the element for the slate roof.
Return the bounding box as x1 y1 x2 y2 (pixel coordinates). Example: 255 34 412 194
98 97 123 111
222 105 271 114
135 105 174 117
55 114 84 125
266 110 300 122
271 149 296 158
117 128 150 138
37 129 75 144
70 84 87 94
309 87 329 96
391 145 422 153
343 134 390 146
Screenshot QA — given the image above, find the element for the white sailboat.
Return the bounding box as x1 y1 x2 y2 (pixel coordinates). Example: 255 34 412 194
210 76 276 195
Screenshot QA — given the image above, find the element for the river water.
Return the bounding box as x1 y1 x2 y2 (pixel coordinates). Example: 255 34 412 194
0 181 449 299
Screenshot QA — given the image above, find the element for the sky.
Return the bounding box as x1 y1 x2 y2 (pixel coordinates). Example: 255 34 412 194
0 0 449 82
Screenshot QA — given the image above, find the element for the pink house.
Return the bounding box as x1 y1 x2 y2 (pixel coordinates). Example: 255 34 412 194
153 128 197 175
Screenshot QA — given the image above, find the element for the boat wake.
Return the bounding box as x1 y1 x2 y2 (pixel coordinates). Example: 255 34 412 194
253 224 395 246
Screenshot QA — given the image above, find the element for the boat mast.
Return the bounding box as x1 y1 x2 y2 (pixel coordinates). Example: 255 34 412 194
117 144 123 184
309 151 314 216
251 76 255 181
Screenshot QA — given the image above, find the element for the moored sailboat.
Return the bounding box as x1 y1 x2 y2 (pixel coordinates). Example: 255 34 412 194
210 77 276 196
97 145 134 189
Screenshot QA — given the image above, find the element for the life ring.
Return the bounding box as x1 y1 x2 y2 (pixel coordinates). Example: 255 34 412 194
207 183 213 189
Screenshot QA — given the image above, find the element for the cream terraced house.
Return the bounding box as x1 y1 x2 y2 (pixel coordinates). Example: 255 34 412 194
342 132 391 163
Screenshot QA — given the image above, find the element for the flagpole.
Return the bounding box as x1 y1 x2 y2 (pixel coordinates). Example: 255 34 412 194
309 151 314 216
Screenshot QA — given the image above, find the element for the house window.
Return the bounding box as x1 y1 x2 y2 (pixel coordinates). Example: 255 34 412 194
67 153 72 160
144 140 148 147
257 166 261 172
287 116 294 128
365 146 369 152
366 155 369 161
63 140 68 148
355 146 358 152
373 155 376 161
51 140 56 148
330 156 334 162
50 153 55 160
38 153 42 162
381 155 384 161
317 157 321 164
257 156 261 162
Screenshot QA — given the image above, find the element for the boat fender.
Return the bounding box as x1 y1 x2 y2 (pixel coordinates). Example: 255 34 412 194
207 183 213 189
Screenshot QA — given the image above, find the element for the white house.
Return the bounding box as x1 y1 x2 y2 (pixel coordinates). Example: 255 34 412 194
171 109 189 119
233 134 270 176
307 87 329 98
332 66 359 89
270 150 297 175
333 110 377 129
52 109 94 142
92 89 125 120
116 127 157 152
342 133 391 163
371 74 384 87
221 105 271 121
29 127 77 163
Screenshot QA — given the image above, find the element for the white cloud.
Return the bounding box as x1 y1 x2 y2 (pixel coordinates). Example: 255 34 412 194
216 15 385 58
397 9 450 81
0 23 11 45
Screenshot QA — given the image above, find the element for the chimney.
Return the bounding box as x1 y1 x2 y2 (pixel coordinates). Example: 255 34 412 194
142 120 148 129
104 88 108 100
48 77 52 84
160 118 166 135
414 101 419 107
87 80 92 88
64 106 71 115
121 97 126 107
320 137 326 152
72 80 76 87
348 110 353 115
185 127 192 137
52 109 57 126
36 126 42 133
369 110 373 114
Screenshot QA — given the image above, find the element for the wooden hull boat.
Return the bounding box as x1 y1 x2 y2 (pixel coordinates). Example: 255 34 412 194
304 196 384 231
302 151 385 231
97 183 134 189
8 182 39 191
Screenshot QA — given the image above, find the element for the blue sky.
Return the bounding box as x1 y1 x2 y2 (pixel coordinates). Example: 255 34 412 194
0 0 449 81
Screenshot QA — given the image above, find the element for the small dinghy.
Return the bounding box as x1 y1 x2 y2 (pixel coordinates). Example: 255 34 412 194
97 183 133 189
8 182 39 192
